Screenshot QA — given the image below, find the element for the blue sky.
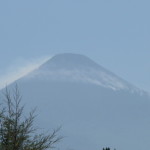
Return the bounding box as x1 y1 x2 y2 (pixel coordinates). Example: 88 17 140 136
0 0 150 92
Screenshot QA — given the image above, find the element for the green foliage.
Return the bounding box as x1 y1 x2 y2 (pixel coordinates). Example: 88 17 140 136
0 85 62 150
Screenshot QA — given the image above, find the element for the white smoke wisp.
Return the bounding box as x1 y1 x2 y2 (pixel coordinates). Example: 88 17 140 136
0 56 51 90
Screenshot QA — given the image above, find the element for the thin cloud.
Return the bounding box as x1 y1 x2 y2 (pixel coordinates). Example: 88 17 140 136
0 56 51 89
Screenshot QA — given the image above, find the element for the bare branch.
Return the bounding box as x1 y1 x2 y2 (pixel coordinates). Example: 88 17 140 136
0 85 62 150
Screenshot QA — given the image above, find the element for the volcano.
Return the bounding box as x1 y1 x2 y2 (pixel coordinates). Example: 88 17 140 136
6 53 150 150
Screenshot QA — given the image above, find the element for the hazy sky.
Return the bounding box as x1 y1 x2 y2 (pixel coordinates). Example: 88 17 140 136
0 0 150 92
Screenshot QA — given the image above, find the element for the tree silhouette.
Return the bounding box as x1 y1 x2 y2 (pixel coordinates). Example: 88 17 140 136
102 147 112 150
0 85 62 150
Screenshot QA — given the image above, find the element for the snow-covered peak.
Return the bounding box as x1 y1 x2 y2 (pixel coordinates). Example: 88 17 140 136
25 53 144 94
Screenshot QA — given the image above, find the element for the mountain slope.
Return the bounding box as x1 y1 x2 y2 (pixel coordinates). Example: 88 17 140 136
6 53 150 150
24 53 144 93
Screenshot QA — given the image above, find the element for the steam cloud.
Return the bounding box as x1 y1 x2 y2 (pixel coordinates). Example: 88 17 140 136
0 56 51 89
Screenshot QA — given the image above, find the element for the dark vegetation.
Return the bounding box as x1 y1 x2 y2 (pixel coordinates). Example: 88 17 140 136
102 148 116 150
0 85 62 150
